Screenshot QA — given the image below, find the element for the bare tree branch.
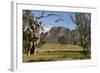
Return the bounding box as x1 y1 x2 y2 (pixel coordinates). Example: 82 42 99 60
55 18 64 23
69 15 76 24
37 12 60 19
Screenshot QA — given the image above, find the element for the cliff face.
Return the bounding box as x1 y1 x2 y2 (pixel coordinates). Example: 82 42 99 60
46 26 68 36
43 26 74 43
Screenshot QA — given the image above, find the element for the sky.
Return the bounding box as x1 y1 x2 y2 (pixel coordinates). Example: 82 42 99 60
24 10 77 32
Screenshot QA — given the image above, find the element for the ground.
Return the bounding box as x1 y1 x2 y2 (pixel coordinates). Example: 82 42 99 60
23 43 91 62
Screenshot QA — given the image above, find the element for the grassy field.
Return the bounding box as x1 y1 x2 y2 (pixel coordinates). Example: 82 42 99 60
23 43 91 62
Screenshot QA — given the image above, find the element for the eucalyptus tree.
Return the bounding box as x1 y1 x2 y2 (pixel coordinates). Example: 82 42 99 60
70 13 91 57
23 10 61 55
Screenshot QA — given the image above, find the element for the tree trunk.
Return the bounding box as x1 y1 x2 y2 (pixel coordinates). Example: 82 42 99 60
83 47 86 56
27 50 31 56
31 44 35 54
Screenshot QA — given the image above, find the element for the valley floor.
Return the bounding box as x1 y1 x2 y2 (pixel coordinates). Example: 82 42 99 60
23 43 91 62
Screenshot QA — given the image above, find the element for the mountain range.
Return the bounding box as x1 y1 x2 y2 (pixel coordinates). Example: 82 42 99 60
41 26 76 43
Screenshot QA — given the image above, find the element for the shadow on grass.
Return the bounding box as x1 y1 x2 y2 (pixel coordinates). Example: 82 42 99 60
26 59 54 62
23 51 91 62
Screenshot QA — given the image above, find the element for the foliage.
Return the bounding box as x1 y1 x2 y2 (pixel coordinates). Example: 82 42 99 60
58 36 67 45
23 10 61 55
36 38 46 48
23 10 43 55
70 13 91 57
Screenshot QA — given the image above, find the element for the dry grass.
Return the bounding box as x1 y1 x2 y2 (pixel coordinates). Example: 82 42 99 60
23 43 91 62
37 43 83 52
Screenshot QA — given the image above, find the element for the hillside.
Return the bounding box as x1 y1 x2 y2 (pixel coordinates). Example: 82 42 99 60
43 26 77 43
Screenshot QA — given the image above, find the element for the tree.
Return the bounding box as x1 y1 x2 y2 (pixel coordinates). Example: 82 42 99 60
23 10 61 56
58 35 67 45
23 10 43 56
70 13 91 57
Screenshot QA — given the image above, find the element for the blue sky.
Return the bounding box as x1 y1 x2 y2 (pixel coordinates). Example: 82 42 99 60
28 10 76 32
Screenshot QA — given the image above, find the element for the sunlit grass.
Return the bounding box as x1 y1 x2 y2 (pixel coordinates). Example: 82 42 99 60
23 43 91 62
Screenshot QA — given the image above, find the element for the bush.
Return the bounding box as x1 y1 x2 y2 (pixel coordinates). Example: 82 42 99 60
58 36 67 45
